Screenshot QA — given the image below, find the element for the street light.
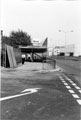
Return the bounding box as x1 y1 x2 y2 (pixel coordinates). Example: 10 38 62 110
59 29 73 59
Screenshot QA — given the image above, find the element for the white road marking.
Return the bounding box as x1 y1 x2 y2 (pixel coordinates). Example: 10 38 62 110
68 81 73 83
63 83 68 86
67 79 71 81
59 77 63 80
0 88 40 102
59 75 81 105
72 94 80 99
76 100 81 105
65 77 69 80
78 90 81 93
63 75 74 83
65 86 71 89
61 81 66 83
74 86 81 90
21 88 40 93
72 83 76 86
68 90 75 93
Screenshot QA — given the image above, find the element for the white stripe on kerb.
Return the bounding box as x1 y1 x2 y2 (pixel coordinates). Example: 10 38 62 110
72 94 80 99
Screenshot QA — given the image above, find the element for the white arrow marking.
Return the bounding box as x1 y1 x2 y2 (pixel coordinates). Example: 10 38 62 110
21 88 40 93
0 88 41 102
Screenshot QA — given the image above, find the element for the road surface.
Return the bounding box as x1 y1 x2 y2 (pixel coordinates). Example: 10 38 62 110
1 61 81 120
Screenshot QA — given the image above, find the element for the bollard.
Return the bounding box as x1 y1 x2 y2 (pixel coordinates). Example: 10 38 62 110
54 59 56 69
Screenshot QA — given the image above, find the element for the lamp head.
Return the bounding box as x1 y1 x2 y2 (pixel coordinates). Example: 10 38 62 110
59 30 61 32
71 30 73 32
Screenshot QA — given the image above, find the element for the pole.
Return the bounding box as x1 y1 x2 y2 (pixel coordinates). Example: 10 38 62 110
59 29 73 60
5 44 6 67
65 32 66 60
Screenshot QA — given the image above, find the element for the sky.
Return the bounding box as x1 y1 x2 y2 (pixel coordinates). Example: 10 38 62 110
1 0 81 55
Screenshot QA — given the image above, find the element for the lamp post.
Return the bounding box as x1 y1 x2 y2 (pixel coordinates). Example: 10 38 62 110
59 29 73 59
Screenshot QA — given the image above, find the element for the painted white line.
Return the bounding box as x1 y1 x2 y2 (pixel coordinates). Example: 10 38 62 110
75 86 81 90
59 77 63 80
60 79 65 81
21 88 40 93
65 86 71 89
76 100 81 105
72 94 80 99
69 80 74 84
63 83 68 86
68 90 75 94
66 79 70 81
60 78 64 80
68 80 73 82
63 75 75 84
78 90 81 93
59 75 81 105
65 77 69 80
67 79 71 81
0 88 40 101
61 81 66 83
63 76 69 80
72 83 76 86
59 77 62 79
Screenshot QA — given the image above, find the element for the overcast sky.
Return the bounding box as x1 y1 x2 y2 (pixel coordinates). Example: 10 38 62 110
1 0 81 55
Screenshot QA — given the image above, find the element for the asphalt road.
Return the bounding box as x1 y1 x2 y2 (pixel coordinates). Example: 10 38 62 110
1 61 81 120
56 59 81 86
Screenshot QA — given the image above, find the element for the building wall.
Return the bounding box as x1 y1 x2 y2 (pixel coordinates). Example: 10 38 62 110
53 44 75 56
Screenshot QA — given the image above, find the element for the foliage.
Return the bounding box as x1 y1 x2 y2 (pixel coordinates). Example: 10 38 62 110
2 30 32 47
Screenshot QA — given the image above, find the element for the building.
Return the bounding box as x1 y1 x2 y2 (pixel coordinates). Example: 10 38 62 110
19 38 48 62
53 44 75 56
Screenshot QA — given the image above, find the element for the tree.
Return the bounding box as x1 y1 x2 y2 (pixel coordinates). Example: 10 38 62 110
2 30 32 47
10 30 32 46
2 36 11 45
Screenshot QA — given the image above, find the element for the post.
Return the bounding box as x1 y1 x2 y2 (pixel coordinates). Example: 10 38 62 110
59 29 73 60
31 46 33 62
42 60 44 70
54 59 56 69
65 32 66 60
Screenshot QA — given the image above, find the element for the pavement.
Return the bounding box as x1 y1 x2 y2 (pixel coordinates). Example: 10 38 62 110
1 62 60 79
1 61 81 120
